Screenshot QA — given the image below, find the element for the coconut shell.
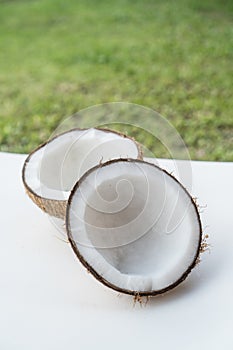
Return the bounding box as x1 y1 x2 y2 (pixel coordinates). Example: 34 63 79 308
66 158 203 297
22 128 143 219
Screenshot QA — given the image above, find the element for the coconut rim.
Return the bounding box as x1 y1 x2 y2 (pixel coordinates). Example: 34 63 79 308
66 158 202 297
22 127 143 203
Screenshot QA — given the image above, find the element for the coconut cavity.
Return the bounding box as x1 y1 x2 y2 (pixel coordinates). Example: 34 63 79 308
22 128 141 218
67 159 202 296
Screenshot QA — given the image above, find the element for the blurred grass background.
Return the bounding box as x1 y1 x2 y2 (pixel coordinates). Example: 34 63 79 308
0 0 232 160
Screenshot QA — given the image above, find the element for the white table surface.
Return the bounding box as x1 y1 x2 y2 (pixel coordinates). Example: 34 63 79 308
0 152 233 350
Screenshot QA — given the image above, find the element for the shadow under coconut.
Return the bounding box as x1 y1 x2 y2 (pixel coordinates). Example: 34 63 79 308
147 245 225 307
147 274 202 307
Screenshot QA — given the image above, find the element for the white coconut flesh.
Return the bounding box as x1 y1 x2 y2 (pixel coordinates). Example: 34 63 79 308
67 159 201 295
23 128 140 201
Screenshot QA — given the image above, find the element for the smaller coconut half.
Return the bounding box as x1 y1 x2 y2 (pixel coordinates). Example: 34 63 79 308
66 159 202 296
22 128 142 219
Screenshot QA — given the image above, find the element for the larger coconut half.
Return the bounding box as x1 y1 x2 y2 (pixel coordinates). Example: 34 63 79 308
22 128 142 219
66 159 202 296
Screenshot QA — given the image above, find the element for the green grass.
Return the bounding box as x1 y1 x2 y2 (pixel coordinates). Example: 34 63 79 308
0 0 232 160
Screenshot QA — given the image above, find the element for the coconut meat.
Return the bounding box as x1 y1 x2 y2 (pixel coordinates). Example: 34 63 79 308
67 160 201 294
24 128 139 201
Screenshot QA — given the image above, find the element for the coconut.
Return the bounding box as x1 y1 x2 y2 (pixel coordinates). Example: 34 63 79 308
66 159 202 296
22 128 142 219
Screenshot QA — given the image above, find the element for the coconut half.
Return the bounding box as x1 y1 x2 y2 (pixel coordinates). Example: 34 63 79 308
67 159 202 296
22 128 142 219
